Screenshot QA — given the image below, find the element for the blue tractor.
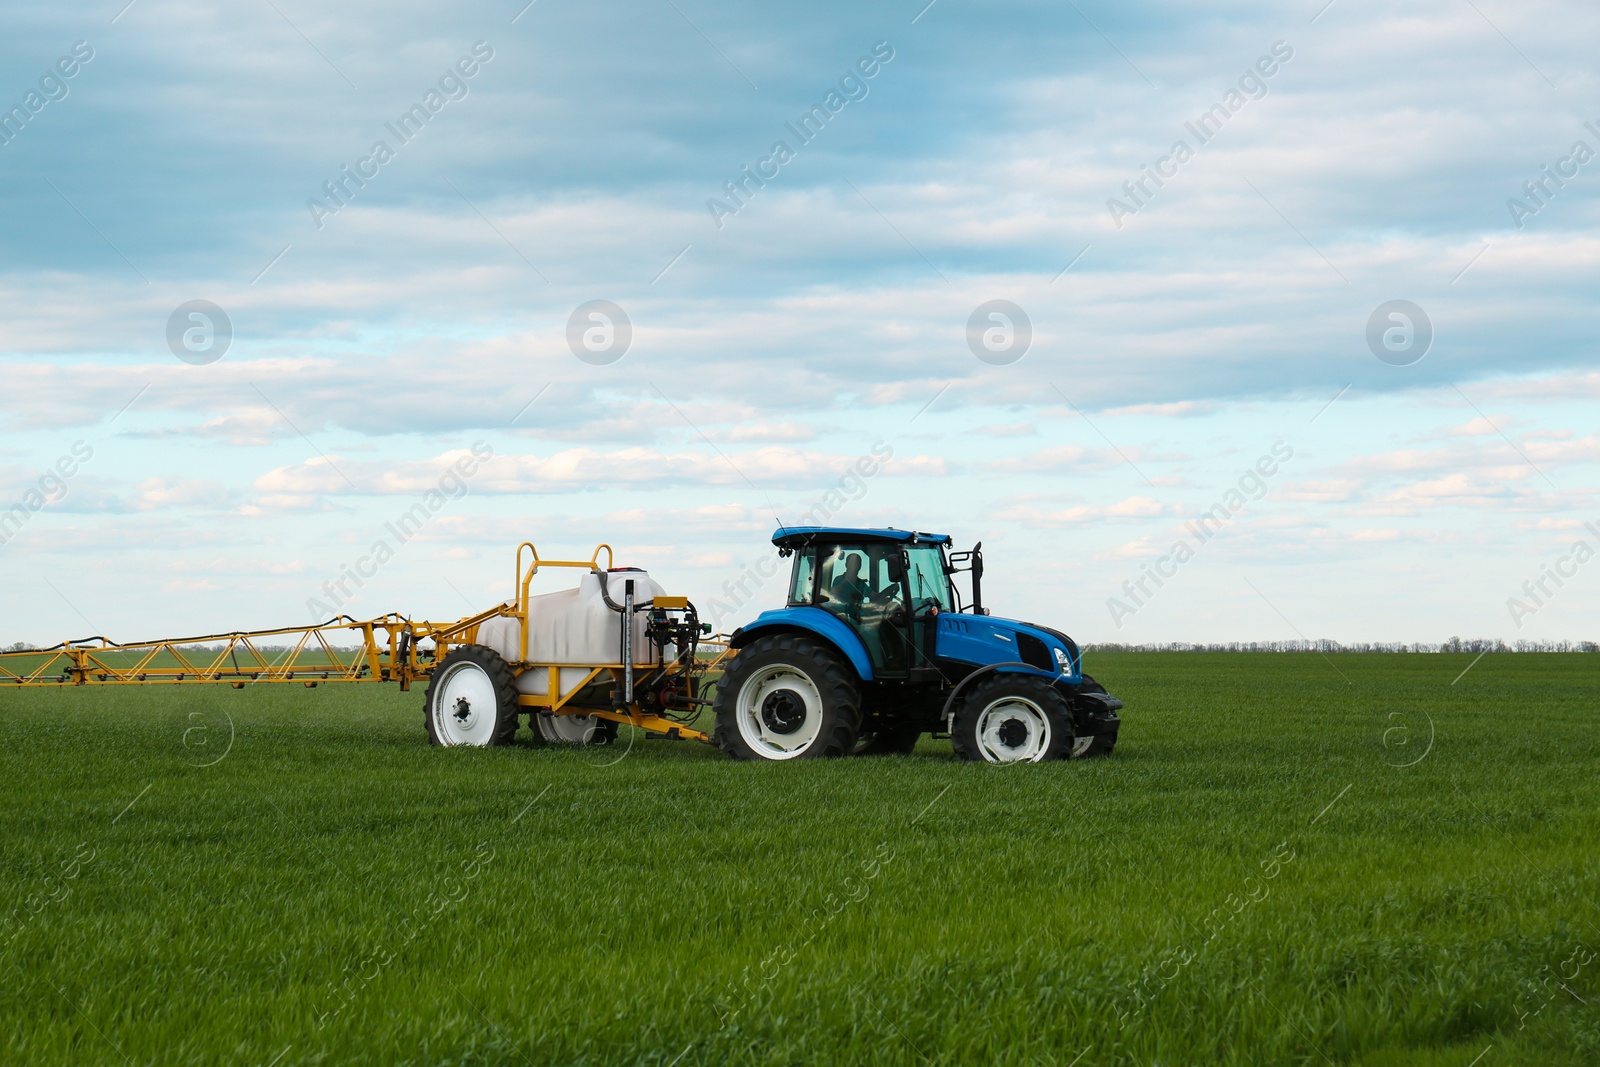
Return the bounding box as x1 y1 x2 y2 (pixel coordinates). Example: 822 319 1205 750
711 527 1122 763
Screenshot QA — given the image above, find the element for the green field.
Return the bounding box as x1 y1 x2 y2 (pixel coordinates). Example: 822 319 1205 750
2 652 1597 1066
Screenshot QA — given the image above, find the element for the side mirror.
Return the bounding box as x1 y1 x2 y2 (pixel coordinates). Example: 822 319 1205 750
885 553 906 583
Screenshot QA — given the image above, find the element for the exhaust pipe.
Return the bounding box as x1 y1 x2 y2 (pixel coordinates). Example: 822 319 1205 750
972 541 984 615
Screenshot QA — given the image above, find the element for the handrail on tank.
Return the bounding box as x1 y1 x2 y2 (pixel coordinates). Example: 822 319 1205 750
513 542 616 662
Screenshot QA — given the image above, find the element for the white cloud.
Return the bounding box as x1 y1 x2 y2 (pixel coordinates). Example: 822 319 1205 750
247 444 949 501
968 422 1036 437
131 477 232 511
993 495 1167 528
983 445 1154 475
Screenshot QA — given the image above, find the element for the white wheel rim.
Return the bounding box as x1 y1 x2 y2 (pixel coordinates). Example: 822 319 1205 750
735 664 824 760
539 712 608 745
976 696 1051 763
432 661 499 747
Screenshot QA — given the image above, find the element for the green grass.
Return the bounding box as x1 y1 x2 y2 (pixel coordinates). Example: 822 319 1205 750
2 652 1598 1066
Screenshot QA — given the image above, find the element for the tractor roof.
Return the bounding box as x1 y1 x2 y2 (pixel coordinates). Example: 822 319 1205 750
771 526 951 548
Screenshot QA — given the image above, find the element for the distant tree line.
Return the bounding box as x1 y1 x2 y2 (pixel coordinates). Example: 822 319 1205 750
1085 638 1599 653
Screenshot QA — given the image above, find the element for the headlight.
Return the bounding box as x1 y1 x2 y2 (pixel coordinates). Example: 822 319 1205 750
1054 646 1071 671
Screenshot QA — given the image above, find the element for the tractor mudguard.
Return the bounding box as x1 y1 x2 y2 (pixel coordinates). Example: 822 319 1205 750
731 607 876 682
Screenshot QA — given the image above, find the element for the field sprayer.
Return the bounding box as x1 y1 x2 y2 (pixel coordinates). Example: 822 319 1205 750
0 543 723 747
0 527 1123 764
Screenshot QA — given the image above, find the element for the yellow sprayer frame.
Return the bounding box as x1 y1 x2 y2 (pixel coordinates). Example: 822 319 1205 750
0 543 734 745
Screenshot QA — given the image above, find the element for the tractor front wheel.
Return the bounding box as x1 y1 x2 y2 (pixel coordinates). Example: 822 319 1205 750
951 673 1073 764
425 645 520 747
713 634 861 760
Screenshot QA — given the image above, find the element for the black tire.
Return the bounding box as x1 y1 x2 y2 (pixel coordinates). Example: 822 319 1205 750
522 708 548 747
854 722 922 756
713 634 861 760
1081 732 1117 757
951 673 1073 763
425 645 520 747
1068 672 1119 758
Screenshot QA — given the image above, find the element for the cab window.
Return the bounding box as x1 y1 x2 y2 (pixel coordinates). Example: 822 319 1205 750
816 543 909 673
904 545 952 613
787 548 817 606
818 545 903 620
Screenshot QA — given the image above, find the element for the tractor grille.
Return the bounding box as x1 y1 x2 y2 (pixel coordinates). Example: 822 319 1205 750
1015 632 1053 672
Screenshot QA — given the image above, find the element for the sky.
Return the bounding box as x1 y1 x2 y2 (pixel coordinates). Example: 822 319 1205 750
1 0 1597 648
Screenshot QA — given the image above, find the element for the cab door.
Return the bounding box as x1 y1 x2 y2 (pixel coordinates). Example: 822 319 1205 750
816 543 909 677
898 545 951 683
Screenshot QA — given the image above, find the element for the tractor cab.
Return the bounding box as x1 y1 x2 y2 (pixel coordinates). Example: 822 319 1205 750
778 528 954 680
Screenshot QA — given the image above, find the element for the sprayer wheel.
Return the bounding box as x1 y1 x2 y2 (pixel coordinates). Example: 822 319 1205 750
424 645 520 747
535 712 619 746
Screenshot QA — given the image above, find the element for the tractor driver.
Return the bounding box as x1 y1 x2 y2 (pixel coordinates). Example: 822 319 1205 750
828 552 873 620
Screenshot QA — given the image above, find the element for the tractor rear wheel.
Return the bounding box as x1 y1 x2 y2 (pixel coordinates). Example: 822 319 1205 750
536 711 619 746
951 673 1073 764
854 722 922 756
425 645 520 747
713 634 861 760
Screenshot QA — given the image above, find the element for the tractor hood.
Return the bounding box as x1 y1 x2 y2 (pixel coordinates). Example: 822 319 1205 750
936 612 1082 682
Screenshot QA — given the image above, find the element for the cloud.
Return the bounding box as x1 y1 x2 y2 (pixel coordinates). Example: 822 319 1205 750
1359 473 1562 516
993 495 1167 528
248 444 948 500
1104 400 1216 418
1479 372 1600 402
967 422 1036 437
136 410 286 447
165 557 306 576
1449 416 1505 438
724 422 818 443
131 477 232 510
983 445 1155 475
1277 479 1364 504
1338 432 1600 483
